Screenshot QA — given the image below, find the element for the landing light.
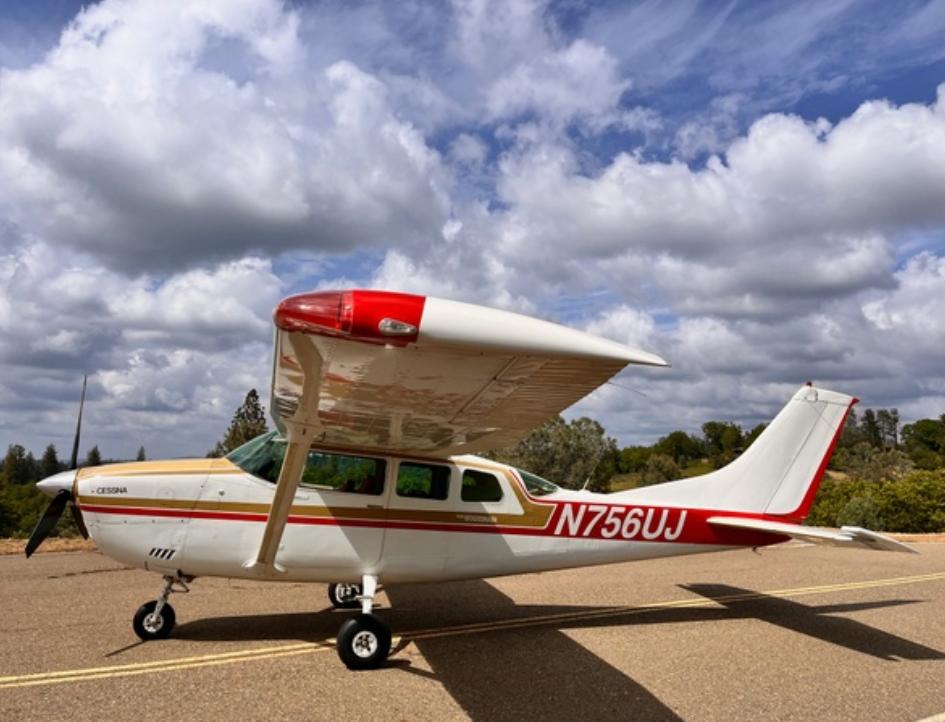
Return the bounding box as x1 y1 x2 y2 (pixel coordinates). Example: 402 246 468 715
378 318 417 336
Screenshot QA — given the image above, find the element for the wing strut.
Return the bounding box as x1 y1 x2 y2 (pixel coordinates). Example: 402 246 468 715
245 333 323 574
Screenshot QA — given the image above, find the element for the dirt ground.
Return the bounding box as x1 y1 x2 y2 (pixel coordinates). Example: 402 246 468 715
0 537 97 555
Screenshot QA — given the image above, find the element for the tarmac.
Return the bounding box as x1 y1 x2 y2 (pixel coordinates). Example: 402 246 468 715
2 542 945 721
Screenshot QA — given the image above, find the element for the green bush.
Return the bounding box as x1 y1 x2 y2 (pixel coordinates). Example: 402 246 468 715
808 470 945 533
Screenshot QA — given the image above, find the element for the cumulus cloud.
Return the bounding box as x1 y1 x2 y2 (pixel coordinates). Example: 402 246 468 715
2 0 945 458
862 253 945 358
0 0 452 271
0 238 282 456
379 86 945 440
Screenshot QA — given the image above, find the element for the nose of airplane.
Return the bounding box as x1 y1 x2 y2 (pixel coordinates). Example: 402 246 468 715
36 470 78 498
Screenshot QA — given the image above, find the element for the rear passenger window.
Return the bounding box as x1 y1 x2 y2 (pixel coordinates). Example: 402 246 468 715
397 462 451 500
461 470 503 502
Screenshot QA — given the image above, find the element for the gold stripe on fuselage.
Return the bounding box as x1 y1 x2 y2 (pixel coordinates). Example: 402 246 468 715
77 458 240 479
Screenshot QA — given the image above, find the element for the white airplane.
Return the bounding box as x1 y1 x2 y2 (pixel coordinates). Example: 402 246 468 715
27 290 913 669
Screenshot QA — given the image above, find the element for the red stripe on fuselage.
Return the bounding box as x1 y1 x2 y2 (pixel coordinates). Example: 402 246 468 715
79 502 784 547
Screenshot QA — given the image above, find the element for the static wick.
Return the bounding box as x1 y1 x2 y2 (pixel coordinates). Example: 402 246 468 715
605 380 649 398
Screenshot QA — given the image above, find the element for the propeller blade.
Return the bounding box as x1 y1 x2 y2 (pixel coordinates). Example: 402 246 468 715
69 374 88 471
69 501 89 540
25 489 71 558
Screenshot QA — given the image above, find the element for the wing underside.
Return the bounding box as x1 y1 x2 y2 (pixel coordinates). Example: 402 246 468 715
269 290 667 456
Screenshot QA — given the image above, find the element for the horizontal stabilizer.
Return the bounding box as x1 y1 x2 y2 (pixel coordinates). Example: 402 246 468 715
708 516 916 554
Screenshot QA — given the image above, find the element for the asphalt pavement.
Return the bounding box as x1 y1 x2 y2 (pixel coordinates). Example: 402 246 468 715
2 543 945 721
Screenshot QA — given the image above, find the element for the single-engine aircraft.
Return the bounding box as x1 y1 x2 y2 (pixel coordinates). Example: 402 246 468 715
27 290 914 669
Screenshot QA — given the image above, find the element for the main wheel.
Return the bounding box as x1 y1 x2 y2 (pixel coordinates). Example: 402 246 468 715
133 600 176 641
328 582 362 609
337 614 391 670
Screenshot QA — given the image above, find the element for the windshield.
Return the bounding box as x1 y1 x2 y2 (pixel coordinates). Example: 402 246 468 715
226 430 285 483
517 469 560 497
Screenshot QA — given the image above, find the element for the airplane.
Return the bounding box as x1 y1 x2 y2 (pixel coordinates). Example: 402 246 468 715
25 289 914 670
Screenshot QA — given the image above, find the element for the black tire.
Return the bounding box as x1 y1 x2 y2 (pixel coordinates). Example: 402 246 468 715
132 600 176 641
337 614 391 670
328 582 362 609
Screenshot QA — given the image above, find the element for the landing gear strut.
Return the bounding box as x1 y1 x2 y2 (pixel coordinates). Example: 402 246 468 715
335 574 391 670
133 574 189 641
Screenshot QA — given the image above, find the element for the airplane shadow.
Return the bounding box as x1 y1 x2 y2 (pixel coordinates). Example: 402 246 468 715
679 583 944 662
171 580 943 722
386 580 685 721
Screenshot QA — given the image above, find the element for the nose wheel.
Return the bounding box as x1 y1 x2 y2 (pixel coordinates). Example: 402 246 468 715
133 574 189 642
133 600 176 640
334 574 391 670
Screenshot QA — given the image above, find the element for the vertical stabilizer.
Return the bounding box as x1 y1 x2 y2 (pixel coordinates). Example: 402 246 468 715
615 385 856 521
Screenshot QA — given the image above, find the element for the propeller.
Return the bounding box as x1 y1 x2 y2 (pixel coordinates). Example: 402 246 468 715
25 375 90 557
68 374 87 471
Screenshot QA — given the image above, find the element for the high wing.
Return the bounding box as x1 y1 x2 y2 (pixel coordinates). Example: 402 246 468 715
269 290 668 456
248 289 667 573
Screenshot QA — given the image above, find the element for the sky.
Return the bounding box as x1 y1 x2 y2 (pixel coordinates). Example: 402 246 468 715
1 0 945 460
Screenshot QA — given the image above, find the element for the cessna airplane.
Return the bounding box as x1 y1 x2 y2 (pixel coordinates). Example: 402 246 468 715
26 290 913 669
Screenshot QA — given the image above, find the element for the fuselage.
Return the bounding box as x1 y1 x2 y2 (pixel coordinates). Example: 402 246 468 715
73 447 781 584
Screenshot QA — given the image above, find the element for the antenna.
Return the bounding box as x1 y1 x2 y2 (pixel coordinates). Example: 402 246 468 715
579 440 608 492
69 374 88 471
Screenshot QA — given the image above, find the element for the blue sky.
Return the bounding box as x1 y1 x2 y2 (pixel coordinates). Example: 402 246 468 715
1 0 944 459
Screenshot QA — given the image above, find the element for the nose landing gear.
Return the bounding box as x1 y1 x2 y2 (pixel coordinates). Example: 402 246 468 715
133 574 190 641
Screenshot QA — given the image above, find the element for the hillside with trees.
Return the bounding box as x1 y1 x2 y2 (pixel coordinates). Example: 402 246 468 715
3 392 944 537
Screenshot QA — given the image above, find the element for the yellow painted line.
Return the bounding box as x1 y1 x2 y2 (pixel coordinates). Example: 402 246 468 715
2 570 943 690
399 571 945 641
0 642 332 684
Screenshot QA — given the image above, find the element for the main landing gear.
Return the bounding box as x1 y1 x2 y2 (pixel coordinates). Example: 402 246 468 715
332 574 391 671
133 574 190 641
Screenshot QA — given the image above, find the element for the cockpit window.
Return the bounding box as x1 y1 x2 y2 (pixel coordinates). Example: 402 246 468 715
226 431 385 495
226 431 285 483
517 469 560 497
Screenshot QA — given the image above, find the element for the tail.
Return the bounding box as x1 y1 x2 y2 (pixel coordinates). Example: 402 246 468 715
617 384 856 521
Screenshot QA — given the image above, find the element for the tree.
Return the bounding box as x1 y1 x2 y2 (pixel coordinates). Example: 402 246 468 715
839 408 864 449
744 423 767 449
702 421 744 468
901 416 945 470
640 454 681 486
209 389 269 457
39 444 61 479
861 409 883 448
876 409 900 448
1 445 38 486
618 446 652 474
653 431 703 466
486 415 618 491
136 446 147 461
831 441 913 483
85 446 102 467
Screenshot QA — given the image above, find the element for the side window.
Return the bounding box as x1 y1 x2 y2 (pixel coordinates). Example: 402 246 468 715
301 451 385 495
397 462 451 500
461 469 503 502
